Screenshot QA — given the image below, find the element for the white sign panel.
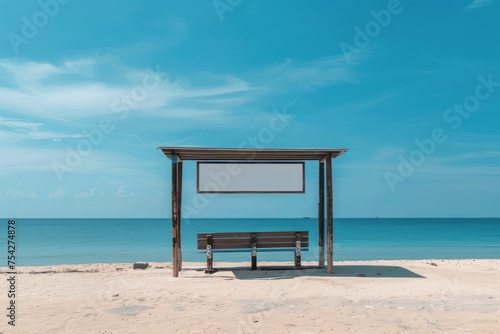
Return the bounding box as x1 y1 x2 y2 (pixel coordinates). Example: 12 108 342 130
197 162 305 194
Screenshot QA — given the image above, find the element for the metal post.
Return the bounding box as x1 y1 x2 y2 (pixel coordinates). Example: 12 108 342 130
326 155 333 274
295 232 302 267
205 235 215 274
171 155 179 277
318 160 325 268
251 233 257 270
177 160 183 272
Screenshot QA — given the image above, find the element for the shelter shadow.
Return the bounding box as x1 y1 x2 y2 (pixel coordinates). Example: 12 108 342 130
229 265 425 280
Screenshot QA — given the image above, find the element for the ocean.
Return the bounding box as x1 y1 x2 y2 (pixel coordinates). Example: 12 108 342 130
2 218 500 266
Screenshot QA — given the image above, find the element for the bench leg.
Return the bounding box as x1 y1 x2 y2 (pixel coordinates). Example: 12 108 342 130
295 233 301 267
251 233 257 270
205 235 217 274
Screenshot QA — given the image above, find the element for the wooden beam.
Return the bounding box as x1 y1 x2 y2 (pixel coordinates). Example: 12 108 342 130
318 161 325 268
160 147 348 161
171 155 179 277
177 160 183 272
326 154 333 274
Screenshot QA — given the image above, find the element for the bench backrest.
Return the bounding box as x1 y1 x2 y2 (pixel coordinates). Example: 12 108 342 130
197 231 309 250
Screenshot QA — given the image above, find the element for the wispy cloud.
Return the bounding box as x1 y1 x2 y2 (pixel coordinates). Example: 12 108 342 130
112 186 142 198
463 0 494 11
49 188 66 199
0 54 359 134
5 189 37 199
428 151 500 164
0 60 63 87
0 116 43 131
0 117 84 141
0 129 84 141
144 108 226 120
447 134 500 149
0 81 125 120
75 188 96 199
380 151 500 180
0 58 253 122
372 147 407 161
331 90 399 121
0 147 66 173
253 56 357 92
419 164 500 177
0 146 153 175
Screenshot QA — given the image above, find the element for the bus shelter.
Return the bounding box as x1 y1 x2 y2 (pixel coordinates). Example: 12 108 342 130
159 147 348 277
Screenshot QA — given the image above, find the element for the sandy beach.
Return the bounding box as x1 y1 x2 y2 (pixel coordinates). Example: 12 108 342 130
2 259 499 333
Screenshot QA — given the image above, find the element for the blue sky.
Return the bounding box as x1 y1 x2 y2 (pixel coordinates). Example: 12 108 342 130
1 0 499 218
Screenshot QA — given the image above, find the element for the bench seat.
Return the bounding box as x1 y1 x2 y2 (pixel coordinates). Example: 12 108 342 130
197 231 309 273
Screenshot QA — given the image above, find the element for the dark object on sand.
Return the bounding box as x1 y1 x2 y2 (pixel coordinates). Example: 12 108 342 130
133 262 149 270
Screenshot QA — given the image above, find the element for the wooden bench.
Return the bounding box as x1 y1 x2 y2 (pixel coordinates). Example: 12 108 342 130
197 231 309 273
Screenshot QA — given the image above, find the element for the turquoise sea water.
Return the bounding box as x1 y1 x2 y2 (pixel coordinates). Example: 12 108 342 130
1 218 499 266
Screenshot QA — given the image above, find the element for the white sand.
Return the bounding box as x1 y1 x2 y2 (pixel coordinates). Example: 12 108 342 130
2 259 499 333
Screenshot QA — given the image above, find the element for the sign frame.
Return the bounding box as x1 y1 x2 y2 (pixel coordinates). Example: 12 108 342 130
196 161 306 194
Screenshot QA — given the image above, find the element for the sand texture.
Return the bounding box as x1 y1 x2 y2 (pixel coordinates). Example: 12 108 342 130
1 259 499 333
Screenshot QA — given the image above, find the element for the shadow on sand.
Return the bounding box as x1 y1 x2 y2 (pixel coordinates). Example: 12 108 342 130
217 265 425 280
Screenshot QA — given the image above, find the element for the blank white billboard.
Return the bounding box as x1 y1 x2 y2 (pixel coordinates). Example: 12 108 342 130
197 162 305 194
